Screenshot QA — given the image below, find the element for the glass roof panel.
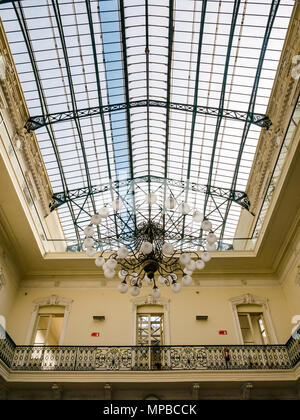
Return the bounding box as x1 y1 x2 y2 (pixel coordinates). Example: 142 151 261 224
0 0 295 249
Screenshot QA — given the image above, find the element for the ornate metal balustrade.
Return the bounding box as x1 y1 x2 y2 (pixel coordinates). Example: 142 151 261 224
286 333 300 367
1 341 298 372
0 325 16 369
1 324 299 372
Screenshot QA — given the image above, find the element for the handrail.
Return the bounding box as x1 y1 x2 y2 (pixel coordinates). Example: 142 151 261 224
1 325 299 372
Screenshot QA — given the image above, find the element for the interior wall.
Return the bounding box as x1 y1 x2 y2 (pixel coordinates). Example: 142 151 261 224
0 238 20 328
280 223 300 329
6 283 292 346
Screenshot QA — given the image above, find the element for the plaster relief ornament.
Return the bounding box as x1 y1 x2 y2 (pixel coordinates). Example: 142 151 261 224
0 55 6 80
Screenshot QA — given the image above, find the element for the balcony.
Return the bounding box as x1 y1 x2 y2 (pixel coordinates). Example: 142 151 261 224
1 327 299 372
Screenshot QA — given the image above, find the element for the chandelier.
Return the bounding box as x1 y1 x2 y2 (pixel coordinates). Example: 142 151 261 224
83 192 218 298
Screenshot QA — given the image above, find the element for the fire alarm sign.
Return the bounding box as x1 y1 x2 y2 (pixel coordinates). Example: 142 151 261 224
91 332 100 337
219 330 227 335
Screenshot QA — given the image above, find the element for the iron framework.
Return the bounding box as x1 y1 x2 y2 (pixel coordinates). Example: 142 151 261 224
25 100 272 132
0 0 294 244
50 176 251 212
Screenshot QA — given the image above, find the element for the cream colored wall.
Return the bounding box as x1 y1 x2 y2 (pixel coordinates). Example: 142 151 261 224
168 286 290 345
0 240 20 325
282 264 300 323
280 224 300 329
6 282 292 346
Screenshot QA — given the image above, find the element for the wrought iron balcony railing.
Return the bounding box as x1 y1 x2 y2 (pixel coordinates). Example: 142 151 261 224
1 326 299 372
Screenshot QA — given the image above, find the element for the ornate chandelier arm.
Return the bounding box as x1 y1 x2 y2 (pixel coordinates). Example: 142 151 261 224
159 264 183 276
120 259 142 271
124 267 145 288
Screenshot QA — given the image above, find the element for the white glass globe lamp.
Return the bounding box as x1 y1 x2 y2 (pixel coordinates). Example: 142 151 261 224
183 267 193 275
118 282 128 294
145 274 153 285
104 269 115 279
182 275 193 286
117 246 129 259
195 259 205 270
152 287 160 299
140 241 153 254
193 211 203 223
146 192 157 205
171 282 181 293
207 243 217 252
201 251 211 262
179 202 191 215
201 219 212 232
165 195 176 210
86 247 96 257
84 226 94 237
84 237 94 248
185 259 196 272
130 286 140 297
206 232 217 245
112 199 123 212
179 253 191 265
99 206 110 218
106 258 117 270
162 243 174 255
90 214 102 225
158 275 166 285
95 256 105 267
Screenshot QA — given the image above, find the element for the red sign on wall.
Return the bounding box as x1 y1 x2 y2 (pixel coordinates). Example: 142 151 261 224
91 332 100 337
219 330 227 335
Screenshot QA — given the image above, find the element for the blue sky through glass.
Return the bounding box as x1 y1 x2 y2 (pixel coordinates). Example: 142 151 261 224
98 0 134 236
98 0 130 179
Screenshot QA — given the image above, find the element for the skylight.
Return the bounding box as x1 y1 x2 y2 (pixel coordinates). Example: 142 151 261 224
0 0 295 250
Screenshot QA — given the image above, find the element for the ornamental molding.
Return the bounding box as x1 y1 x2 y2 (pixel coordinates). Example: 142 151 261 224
131 294 171 346
25 294 73 345
229 293 268 307
131 294 170 311
247 7 300 215
0 24 52 215
229 293 278 344
32 294 73 313
14 129 52 215
0 54 6 80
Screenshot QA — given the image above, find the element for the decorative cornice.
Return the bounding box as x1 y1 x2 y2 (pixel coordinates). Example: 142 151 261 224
0 21 52 215
20 273 280 289
229 293 268 307
32 294 73 313
229 293 278 344
0 54 6 80
1 365 300 383
247 4 300 216
131 294 170 310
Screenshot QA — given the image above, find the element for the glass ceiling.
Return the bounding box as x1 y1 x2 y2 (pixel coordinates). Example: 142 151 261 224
0 0 295 250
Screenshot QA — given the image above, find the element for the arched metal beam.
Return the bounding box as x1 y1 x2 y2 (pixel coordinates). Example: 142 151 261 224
25 99 272 131
49 175 251 213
